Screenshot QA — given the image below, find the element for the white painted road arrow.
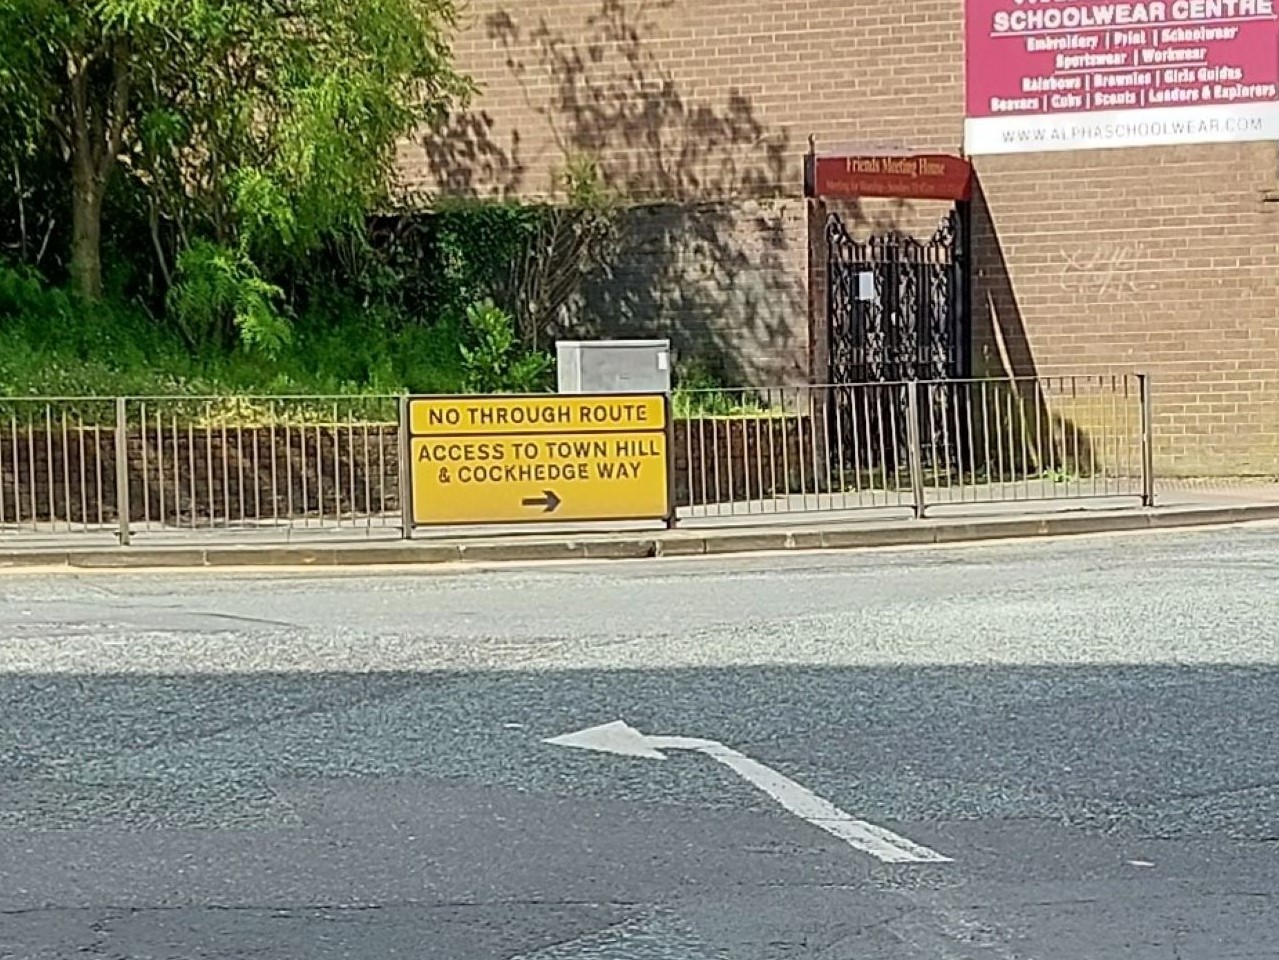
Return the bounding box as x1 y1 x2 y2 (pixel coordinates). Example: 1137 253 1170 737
545 720 951 865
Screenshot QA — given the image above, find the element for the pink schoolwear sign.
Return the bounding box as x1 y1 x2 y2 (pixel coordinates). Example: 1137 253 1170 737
964 0 1279 153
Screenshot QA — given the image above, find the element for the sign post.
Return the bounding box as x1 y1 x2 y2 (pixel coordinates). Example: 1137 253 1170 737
398 394 414 540
407 394 670 527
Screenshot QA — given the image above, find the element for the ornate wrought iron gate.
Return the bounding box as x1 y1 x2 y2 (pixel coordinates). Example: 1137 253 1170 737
826 209 968 385
824 208 970 476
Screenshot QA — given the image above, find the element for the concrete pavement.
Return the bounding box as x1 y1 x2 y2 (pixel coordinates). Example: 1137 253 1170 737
2 525 1279 957
2 483 1279 571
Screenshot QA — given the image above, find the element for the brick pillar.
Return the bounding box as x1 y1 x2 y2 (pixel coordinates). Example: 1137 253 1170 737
806 197 830 385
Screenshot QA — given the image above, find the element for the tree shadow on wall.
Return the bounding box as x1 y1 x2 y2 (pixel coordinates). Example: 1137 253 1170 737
485 0 787 201
429 0 806 385
415 111 527 198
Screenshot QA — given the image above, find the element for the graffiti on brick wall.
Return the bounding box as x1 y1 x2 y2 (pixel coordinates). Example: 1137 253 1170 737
1059 241 1154 296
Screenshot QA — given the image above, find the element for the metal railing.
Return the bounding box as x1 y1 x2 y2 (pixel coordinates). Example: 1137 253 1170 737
673 383 918 519
912 375 1152 511
124 396 401 541
0 395 402 543
675 374 1152 520
0 375 1153 544
0 398 121 538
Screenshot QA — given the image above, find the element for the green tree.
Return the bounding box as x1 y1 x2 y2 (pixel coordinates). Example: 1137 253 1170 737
0 0 469 304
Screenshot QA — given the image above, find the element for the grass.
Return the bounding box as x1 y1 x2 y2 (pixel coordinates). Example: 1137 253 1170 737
672 388 780 420
0 271 470 401
670 359 784 420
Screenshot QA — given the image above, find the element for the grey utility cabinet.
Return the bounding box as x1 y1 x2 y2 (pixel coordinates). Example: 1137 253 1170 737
556 339 672 395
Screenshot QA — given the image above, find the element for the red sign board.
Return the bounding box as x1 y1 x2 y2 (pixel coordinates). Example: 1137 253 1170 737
808 154 973 202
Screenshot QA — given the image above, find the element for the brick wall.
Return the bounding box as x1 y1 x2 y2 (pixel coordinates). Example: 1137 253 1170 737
397 0 964 198
405 0 1279 476
970 148 1279 476
574 200 808 385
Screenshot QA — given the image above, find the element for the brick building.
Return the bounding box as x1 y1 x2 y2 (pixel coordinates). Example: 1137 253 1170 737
399 0 1279 475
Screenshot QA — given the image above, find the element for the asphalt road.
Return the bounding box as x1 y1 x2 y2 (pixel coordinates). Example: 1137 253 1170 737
3 525 1279 959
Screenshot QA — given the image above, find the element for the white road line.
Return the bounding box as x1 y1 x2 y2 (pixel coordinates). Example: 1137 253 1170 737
545 720 951 865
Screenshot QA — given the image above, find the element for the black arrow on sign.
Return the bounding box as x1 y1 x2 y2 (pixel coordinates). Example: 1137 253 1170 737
521 490 562 513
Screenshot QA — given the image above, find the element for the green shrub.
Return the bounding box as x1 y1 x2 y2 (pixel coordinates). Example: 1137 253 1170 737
0 264 560 399
0 263 468 397
166 240 290 357
459 300 553 394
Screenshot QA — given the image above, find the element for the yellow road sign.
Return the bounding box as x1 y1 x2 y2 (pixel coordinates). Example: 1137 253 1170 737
407 395 670 526
411 394 665 437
